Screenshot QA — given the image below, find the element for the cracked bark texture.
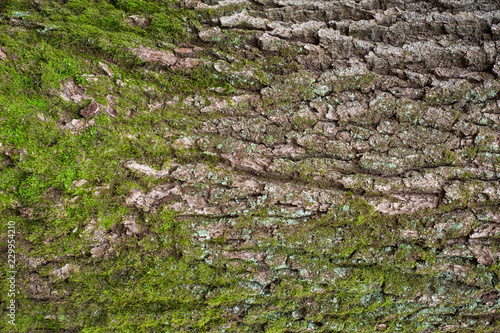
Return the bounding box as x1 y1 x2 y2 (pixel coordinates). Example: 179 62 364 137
15 0 500 332
125 0 500 330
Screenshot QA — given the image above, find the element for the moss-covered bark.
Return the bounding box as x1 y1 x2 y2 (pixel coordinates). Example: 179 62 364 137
1 0 500 332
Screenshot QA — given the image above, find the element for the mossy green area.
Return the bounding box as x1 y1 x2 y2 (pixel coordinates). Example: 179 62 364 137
0 1 220 331
1 1 500 332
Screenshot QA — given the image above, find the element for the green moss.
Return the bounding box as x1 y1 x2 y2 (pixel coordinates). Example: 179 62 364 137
330 72 378 93
1 0 498 331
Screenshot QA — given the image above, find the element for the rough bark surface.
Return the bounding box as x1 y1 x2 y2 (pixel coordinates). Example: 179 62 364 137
4 0 500 332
